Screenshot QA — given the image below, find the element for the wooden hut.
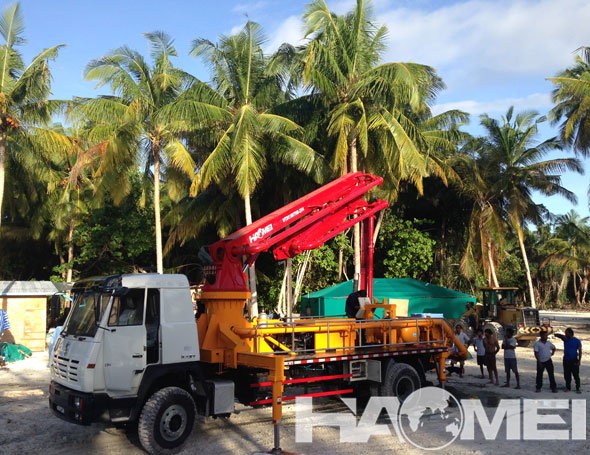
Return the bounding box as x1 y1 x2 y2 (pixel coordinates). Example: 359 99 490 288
0 281 59 352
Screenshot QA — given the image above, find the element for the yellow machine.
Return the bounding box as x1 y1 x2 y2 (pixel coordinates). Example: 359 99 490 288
198 291 468 451
476 287 552 345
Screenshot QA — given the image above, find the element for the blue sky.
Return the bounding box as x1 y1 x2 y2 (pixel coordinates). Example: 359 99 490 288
15 0 590 219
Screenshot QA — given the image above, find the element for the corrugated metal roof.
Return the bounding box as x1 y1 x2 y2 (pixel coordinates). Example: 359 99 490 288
0 281 59 296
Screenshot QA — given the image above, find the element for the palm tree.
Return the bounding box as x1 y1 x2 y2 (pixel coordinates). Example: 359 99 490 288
0 2 67 229
482 107 582 307
549 47 590 156
453 139 506 287
549 47 590 214
43 125 96 282
542 211 590 306
293 0 446 285
187 22 322 317
74 32 216 274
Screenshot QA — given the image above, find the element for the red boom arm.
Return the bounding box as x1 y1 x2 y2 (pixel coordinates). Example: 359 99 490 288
203 172 388 299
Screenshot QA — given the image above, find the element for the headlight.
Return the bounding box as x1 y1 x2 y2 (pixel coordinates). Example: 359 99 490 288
73 397 84 409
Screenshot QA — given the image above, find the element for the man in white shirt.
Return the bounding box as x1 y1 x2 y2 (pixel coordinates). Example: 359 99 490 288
534 329 557 393
502 327 520 389
473 328 486 379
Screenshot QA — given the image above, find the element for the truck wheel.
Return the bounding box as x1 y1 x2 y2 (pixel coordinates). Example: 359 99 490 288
138 386 196 455
483 322 504 340
380 362 420 402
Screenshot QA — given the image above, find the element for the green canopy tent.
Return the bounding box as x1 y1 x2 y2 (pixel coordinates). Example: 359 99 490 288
300 278 475 319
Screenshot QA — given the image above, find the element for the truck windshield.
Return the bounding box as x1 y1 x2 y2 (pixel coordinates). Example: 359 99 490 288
65 292 111 337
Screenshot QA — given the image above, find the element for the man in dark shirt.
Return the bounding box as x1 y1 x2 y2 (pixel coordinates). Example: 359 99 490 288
345 290 367 319
555 328 583 393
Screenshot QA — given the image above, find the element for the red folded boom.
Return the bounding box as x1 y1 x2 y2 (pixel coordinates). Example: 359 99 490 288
204 172 388 297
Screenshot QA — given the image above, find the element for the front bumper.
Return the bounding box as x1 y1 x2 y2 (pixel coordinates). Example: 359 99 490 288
49 380 105 425
516 326 553 338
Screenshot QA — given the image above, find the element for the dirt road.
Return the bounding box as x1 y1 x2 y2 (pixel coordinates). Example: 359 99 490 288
2 325 590 454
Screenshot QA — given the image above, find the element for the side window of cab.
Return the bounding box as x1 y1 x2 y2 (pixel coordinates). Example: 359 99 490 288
108 288 145 326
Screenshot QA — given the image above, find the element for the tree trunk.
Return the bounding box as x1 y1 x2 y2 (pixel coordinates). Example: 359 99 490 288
66 219 75 283
286 258 293 318
153 146 164 274
516 225 536 308
372 210 385 246
338 247 343 281
581 271 588 305
0 136 5 230
350 137 361 291
293 251 311 305
59 254 66 280
439 218 446 287
244 190 259 318
557 270 569 304
572 272 582 306
487 241 499 287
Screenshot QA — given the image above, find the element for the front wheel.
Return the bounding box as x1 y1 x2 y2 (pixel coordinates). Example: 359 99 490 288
138 386 196 454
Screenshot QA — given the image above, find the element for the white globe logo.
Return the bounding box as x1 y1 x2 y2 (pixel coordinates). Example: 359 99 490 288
398 387 464 450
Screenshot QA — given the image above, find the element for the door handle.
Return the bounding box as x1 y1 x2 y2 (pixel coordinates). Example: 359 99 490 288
132 354 143 358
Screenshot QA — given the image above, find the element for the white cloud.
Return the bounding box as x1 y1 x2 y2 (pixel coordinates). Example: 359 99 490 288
266 15 305 53
432 92 552 116
378 0 590 78
229 22 247 35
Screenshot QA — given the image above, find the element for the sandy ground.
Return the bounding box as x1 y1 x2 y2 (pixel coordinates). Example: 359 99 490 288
2 319 590 454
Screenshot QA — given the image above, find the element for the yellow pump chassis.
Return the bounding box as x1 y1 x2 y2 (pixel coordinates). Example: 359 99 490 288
197 292 469 438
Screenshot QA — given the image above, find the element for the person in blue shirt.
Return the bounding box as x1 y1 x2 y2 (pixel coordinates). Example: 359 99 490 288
555 328 582 393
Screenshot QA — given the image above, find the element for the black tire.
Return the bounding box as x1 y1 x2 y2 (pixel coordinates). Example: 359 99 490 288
483 322 504 340
379 362 421 402
138 386 196 455
517 339 534 347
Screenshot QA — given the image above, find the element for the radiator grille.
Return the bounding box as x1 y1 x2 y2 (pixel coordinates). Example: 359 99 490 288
52 355 79 383
522 309 540 327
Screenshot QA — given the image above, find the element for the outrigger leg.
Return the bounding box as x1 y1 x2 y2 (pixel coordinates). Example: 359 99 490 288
270 366 284 455
252 356 288 455
436 353 447 390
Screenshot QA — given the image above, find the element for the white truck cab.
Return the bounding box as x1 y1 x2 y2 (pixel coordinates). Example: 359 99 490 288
49 273 225 451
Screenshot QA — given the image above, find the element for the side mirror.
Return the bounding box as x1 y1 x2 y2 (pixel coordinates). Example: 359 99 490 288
113 287 129 297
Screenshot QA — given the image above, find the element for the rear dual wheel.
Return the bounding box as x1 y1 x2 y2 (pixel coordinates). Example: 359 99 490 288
380 361 421 402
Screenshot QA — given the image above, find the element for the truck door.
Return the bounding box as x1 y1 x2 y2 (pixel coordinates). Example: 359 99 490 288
103 288 147 393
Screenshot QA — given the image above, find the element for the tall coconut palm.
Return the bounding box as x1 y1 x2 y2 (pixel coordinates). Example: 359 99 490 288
0 2 67 229
549 46 590 156
74 32 223 274
296 0 446 285
187 22 322 317
42 124 96 282
453 139 506 287
549 47 590 213
482 107 582 307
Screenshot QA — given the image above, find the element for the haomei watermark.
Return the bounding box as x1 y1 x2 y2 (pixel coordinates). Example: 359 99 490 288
295 387 587 451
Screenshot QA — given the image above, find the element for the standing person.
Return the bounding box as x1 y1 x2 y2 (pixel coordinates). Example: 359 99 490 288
473 328 486 379
345 290 367 319
555 328 582 393
484 328 500 385
502 328 520 389
534 329 557 393
451 324 470 378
